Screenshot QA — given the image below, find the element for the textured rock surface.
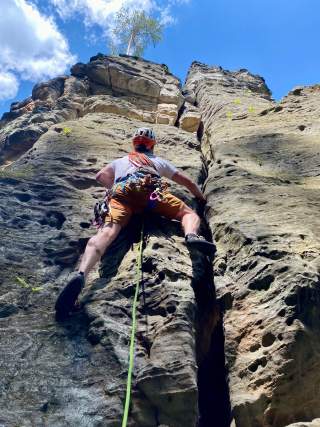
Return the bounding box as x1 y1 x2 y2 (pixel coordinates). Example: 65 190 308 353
179 102 201 133
0 60 217 426
185 62 320 426
2 53 320 427
0 54 196 166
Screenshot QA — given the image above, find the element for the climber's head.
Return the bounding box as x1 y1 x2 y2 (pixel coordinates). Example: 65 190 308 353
132 127 156 153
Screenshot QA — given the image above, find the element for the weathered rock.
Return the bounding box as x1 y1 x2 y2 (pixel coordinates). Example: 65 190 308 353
159 83 184 108
83 95 155 123
3 54 320 427
0 55 188 165
0 96 216 426
186 61 320 426
32 76 66 103
179 102 202 133
156 103 178 125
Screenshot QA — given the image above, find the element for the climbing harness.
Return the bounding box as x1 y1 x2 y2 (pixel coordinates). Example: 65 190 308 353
91 171 170 228
113 170 169 195
122 221 145 427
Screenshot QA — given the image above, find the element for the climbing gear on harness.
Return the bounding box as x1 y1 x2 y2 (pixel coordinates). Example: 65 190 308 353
185 233 216 255
92 189 113 228
113 170 169 200
122 221 144 427
133 127 156 150
91 172 170 228
150 187 165 201
55 272 85 321
93 198 109 228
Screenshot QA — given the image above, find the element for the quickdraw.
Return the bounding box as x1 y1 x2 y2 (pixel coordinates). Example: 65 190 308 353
91 189 113 228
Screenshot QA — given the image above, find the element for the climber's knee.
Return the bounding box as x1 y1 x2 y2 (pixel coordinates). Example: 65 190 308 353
175 205 197 221
91 223 122 255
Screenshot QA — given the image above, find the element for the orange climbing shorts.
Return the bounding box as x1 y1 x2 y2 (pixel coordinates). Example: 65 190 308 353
104 186 186 227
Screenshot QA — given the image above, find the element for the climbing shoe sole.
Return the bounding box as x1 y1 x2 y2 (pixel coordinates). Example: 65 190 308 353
55 273 84 321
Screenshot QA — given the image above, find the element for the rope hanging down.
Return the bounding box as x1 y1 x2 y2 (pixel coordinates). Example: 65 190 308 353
122 221 145 427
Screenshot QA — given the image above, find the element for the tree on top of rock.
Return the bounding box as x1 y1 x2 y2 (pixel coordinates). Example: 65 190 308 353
110 7 162 57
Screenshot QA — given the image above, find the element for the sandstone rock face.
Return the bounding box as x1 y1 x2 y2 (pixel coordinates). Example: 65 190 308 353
0 54 195 166
179 102 201 133
2 54 320 427
185 61 320 426
0 55 218 425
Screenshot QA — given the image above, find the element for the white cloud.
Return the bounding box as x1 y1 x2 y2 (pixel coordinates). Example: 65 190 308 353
0 72 19 101
51 0 154 27
0 0 76 101
159 5 175 25
50 0 187 33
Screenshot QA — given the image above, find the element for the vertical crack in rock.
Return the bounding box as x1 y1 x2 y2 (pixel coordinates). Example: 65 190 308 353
192 242 232 427
194 126 232 427
198 316 231 427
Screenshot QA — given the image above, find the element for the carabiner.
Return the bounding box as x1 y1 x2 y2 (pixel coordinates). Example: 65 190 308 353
150 191 160 201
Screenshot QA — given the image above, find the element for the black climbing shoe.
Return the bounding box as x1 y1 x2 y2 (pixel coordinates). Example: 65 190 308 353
185 233 216 255
55 272 85 321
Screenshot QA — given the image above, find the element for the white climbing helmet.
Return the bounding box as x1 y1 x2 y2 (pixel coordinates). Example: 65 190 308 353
133 127 156 150
133 127 156 141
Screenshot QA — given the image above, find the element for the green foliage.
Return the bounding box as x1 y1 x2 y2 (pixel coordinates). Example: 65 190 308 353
62 127 72 137
15 276 43 292
110 7 163 57
16 276 30 288
162 64 170 74
0 166 34 180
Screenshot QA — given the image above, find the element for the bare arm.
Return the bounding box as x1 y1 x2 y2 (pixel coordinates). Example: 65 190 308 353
96 164 115 189
171 171 206 201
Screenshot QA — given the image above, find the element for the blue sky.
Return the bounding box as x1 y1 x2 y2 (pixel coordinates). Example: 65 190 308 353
1 0 320 117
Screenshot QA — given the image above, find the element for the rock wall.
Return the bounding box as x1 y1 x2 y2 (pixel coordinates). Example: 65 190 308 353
185 61 320 426
1 54 320 427
0 54 201 166
0 56 216 427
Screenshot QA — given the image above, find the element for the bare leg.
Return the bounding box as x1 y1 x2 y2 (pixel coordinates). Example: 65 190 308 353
175 205 200 235
79 222 122 278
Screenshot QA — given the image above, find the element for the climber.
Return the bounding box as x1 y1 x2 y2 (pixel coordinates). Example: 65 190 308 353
55 127 215 319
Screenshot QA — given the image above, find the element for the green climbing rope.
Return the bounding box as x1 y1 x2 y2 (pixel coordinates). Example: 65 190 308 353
122 222 144 427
